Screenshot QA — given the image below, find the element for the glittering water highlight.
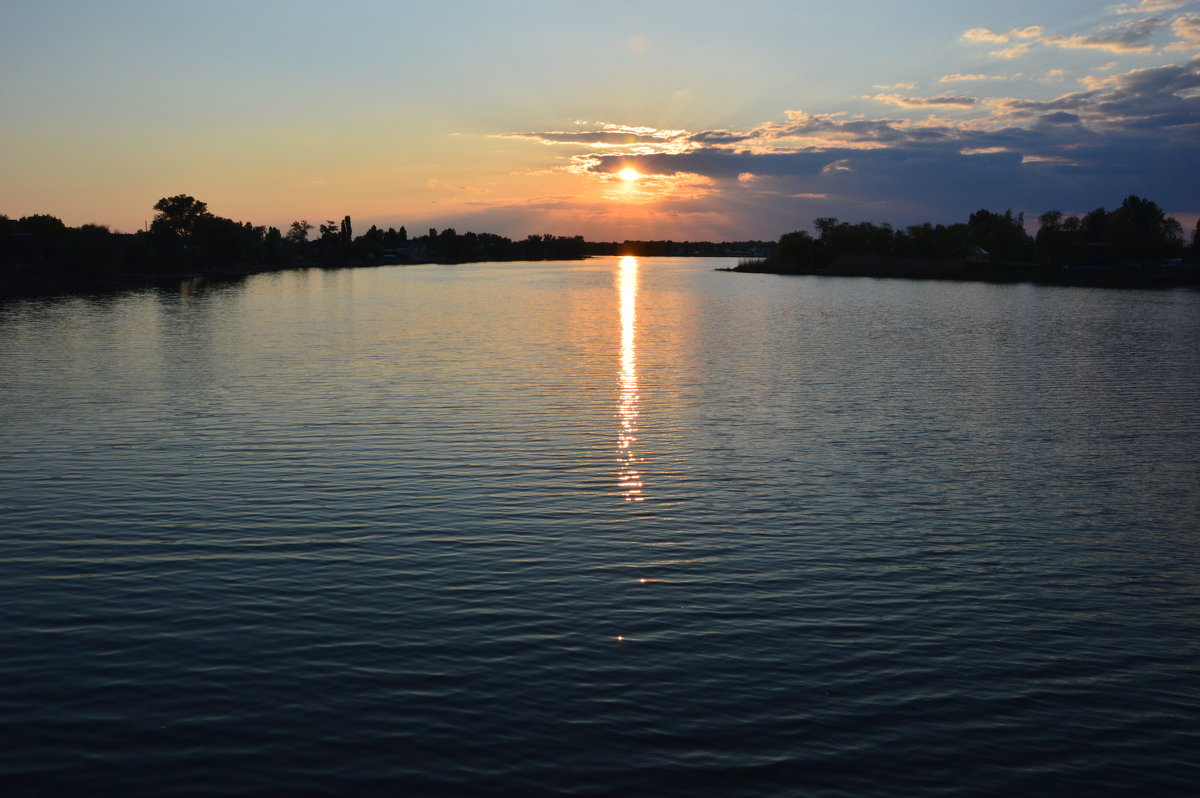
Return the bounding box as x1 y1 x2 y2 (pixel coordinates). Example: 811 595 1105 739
617 255 644 501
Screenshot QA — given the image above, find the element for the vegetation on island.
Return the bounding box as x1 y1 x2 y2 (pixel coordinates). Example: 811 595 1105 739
733 195 1199 287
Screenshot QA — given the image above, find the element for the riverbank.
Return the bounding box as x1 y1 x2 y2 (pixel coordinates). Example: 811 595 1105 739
0 261 306 301
723 255 1200 289
0 255 582 301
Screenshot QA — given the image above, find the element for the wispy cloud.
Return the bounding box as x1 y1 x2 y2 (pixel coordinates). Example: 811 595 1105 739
1112 0 1185 15
1022 154 1078 165
1080 73 1123 90
871 93 978 107
940 73 1005 82
1166 14 1200 50
496 123 691 154
991 43 1033 59
1043 16 1165 53
961 26 1043 44
963 8 1192 60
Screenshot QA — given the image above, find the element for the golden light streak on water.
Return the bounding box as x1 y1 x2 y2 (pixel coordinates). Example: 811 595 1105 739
617 256 644 501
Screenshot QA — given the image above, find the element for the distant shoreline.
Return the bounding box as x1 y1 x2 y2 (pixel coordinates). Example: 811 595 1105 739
721 256 1200 290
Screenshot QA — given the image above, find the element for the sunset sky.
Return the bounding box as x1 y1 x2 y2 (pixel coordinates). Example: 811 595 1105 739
3 0 1198 241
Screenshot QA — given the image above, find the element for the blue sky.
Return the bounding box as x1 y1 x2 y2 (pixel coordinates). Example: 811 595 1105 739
2 0 1197 239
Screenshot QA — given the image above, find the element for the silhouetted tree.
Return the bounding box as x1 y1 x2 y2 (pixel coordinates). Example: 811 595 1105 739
381 226 408 249
17 214 69 241
1103 195 1183 262
814 217 839 240
774 230 818 266
967 209 1029 261
287 220 312 244
1035 210 1072 264
264 226 284 264
64 224 120 275
1081 207 1108 243
151 195 209 242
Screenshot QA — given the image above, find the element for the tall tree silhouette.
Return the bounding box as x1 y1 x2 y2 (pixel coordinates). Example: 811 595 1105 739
287 220 312 244
151 195 209 242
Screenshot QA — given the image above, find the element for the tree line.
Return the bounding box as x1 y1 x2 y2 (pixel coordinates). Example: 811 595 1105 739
757 195 1197 272
587 240 774 257
1 194 589 294
6 193 1199 296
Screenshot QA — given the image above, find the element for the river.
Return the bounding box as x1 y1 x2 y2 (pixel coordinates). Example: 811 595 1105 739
2 257 1197 796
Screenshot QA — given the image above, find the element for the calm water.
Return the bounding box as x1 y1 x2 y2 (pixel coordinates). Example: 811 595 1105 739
2 258 1198 796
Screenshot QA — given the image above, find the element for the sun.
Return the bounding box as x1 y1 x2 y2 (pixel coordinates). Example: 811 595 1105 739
617 167 641 182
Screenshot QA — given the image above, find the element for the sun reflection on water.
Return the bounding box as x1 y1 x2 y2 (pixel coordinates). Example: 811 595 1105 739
617 255 644 501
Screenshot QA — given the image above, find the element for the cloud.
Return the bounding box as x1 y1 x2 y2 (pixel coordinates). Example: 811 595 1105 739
689 129 760 145
1113 0 1185 14
872 93 978 107
991 43 1033 59
965 11 1181 59
480 14 1200 239
688 111 922 151
605 57 1193 225
1166 14 1200 50
502 131 667 145
1040 111 1081 124
962 26 1043 44
1021 155 1078 165
959 27 1039 58
1043 17 1165 53
940 73 1005 82
498 124 690 152
1080 73 1123 90
874 82 918 89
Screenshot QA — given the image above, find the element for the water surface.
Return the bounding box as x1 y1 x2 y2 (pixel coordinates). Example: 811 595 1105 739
2 258 1198 796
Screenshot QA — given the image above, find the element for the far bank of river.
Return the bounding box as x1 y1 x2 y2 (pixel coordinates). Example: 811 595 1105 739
724 255 1200 289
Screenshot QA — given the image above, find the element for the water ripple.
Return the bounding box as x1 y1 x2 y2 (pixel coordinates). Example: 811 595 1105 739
1 261 1198 796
